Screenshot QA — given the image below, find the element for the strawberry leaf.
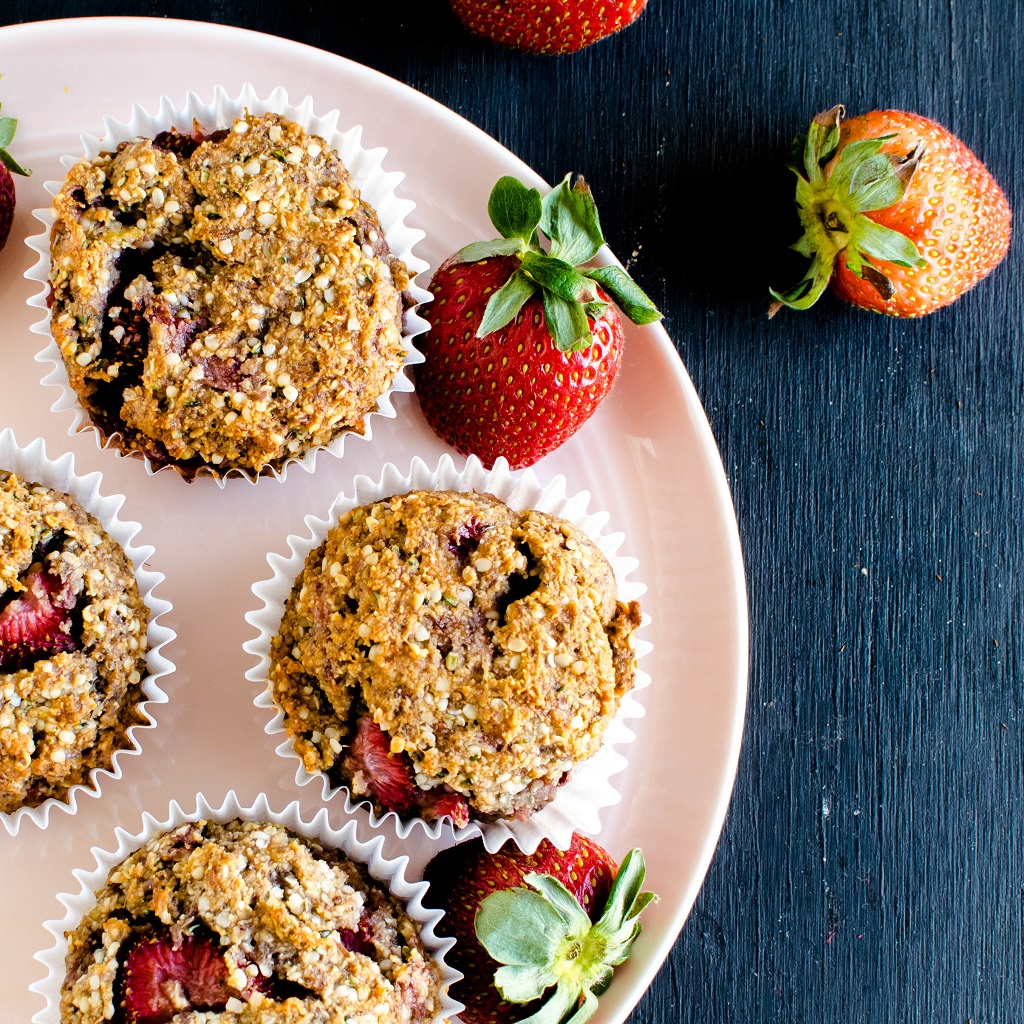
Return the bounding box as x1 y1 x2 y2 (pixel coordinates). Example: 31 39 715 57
595 848 647 927
477 268 536 337
589 963 615 997
515 978 584 1024
0 116 16 150
541 289 592 353
843 245 868 279
825 136 891 197
793 172 815 210
525 873 594 931
493 963 560 1003
521 251 599 304
488 176 544 244
585 266 663 325
476 888 572 965
860 262 897 300
847 154 906 212
850 216 926 268
541 174 604 266
452 238 528 264
768 254 832 316
791 234 815 258
801 105 843 188
0 114 29 176
562 989 600 1024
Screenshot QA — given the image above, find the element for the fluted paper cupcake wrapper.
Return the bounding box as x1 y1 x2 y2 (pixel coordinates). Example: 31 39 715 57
29 790 462 1023
24 83 430 485
0 428 175 835
244 454 651 854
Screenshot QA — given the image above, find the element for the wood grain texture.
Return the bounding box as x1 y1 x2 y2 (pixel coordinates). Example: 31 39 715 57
4 0 1022 1021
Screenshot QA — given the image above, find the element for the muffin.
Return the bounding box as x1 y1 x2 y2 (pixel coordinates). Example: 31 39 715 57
59 817 443 1023
47 109 410 478
0 469 149 813
268 489 642 827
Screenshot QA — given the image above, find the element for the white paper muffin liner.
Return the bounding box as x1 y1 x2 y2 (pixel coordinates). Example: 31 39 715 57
0 428 175 835
244 454 651 854
24 83 430 485
29 790 461 1024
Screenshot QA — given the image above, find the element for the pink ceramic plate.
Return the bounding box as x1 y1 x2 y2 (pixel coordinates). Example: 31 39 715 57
0 17 747 1022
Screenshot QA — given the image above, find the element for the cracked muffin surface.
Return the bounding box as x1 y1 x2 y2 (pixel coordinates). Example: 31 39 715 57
0 470 148 813
48 110 410 478
269 490 642 824
60 818 443 1024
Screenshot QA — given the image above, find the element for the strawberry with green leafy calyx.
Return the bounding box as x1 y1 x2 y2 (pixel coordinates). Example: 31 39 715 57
416 174 661 470
0 103 30 252
474 848 655 1024
454 173 661 350
769 104 926 316
769 105 1011 318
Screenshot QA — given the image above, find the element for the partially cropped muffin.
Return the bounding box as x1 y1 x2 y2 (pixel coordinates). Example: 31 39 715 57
60 818 442 1024
0 470 148 812
269 490 642 826
48 110 410 477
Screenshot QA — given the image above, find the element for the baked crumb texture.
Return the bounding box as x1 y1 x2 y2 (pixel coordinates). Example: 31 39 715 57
60 818 443 1024
269 490 642 823
0 470 148 813
49 111 410 478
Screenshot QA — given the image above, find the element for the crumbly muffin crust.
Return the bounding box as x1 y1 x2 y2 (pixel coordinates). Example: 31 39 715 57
60 819 442 1024
49 111 410 477
269 490 641 822
0 471 148 813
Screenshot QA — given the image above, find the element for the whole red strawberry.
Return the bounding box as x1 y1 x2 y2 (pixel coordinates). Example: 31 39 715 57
424 835 655 1024
770 105 1011 317
0 106 30 252
416 174 661 469
450 0 648 54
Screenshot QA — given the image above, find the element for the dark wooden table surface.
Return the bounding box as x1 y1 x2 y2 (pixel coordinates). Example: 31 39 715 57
5 1 1022 1021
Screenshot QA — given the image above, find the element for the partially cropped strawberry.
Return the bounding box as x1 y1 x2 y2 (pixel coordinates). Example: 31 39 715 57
424 835 655 1024
770 105 1011 318
416 174 661 470
450 0 648 54
0 560 76 672
121 930 247 1023
0 105 30 252
346 715 471 827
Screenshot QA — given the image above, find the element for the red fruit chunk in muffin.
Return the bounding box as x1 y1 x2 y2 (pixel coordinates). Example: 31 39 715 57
121 932 238 1023
347 714 420 815
346 715 471 826
0 559 77 672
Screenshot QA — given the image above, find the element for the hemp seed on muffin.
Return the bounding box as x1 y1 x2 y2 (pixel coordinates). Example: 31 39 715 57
48 110 410 478
60 818 443 1024
0 470 148 813
268 490 642 827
